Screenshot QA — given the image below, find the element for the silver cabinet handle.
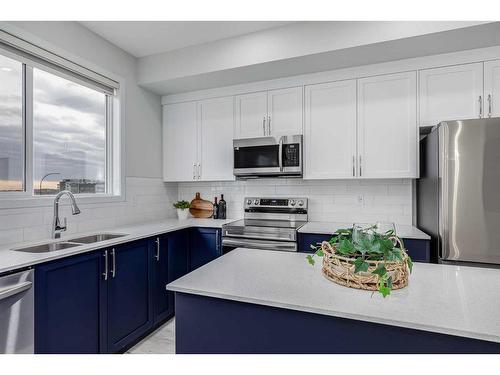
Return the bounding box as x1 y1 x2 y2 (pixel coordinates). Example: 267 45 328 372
111 248 116 278
479 95 483 118
262 116 266 135
102 250 108 281
278 136 284 172
192 163 196 180
155 237 160 261
359 155 362 177
267 116 271 135
0 281 32 301
488 94 492 118
352 156 355 177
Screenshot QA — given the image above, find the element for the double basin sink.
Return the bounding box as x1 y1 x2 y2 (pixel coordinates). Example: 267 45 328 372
12 233 128 253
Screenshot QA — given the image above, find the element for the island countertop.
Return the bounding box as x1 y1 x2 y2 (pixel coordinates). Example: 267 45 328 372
167 248 500 344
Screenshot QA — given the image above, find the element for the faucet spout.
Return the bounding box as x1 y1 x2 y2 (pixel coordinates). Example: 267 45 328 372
52 190 81 239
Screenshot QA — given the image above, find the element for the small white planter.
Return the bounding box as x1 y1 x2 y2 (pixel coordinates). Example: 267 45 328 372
177 209 189 220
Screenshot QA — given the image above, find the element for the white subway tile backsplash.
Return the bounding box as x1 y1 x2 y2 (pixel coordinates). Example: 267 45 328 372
0 177 177 246
0 228 24 247
0 176 413 248
178 179 413 225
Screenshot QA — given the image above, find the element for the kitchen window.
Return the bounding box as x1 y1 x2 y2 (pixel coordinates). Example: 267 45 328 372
0 54 23 192
0 30 121 203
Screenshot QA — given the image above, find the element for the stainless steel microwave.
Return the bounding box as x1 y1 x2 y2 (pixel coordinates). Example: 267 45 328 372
233 135 302 178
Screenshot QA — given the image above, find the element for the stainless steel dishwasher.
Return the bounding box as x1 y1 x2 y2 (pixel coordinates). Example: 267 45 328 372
0 269 34 354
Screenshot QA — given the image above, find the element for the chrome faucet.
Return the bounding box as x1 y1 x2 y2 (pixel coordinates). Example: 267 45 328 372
52 190 81 239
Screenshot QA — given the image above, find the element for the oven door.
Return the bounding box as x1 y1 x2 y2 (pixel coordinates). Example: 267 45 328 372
221 236 298 252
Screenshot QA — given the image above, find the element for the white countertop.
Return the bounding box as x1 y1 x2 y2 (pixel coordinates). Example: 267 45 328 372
299 221 430 240
167 248 500 344
0 218 237 274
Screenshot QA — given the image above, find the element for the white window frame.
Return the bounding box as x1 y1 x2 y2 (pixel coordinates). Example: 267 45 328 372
0 45 124 209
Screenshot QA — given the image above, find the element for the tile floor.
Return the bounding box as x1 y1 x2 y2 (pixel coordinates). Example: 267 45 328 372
127 318 175 354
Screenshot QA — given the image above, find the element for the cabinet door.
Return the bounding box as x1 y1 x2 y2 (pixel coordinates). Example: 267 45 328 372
484 59 500 118
35 251 107 354
419 63 483 126
152 235 173 325
358 71 418 178
267 87 303 135
198 96 235 181
234 91 268 138
304 80 357 179
168 229 190 282
107 240 153 353
189 228 221 271
163 102 198 181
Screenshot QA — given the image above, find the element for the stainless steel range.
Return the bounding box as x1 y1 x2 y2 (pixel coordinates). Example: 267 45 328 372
221 197 308 252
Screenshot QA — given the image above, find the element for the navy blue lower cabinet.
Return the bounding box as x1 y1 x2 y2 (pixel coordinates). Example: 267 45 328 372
35 251 107 354
401 238 431 263
168 229 190 282
189 227 222 271
297 233 330 254
298 233 431 263
175 292 500 354
152 234 173 325
107 239 153 353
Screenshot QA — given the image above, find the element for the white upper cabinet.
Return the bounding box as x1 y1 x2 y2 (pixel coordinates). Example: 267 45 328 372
484 59 500 118
234 91 268 138
358 71 418 178
198 96 235 181
163 102 198 182
163 97 235 182
235 87 303 138
419 63 484 127
267 87 303 136
304 80 357 179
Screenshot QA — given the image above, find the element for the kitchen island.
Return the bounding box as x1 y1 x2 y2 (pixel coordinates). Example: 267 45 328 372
167 248 500 354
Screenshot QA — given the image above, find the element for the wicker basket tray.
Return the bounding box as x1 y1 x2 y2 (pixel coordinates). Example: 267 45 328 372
320 240 410 291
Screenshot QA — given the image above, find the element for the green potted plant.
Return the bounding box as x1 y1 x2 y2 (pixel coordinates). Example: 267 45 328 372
173 200 190 220
307 224 413 297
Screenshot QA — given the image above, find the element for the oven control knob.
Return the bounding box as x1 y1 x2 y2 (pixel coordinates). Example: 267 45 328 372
290 200 296 206
254 199 259 205
298 200 304 207
246 199 252 205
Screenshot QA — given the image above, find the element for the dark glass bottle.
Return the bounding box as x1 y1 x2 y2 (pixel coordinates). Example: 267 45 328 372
212 197 219 219
218 194 227 219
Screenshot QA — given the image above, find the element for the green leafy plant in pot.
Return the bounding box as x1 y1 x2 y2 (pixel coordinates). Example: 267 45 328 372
173 200 190 220
306 224 413 297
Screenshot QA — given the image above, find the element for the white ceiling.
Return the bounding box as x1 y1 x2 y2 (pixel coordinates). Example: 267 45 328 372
80 21 294 57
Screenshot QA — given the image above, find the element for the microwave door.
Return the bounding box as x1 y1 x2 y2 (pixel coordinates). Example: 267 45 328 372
234 144 281 175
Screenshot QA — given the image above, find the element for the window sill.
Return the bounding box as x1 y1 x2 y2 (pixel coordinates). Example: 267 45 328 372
0 193 125 210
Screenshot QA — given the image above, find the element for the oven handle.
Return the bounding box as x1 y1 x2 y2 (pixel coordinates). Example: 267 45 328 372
222 237 297 251
278 136 284 172
224 232 293 241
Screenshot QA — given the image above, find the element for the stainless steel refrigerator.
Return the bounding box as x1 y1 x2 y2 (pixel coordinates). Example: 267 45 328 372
417 118 500 266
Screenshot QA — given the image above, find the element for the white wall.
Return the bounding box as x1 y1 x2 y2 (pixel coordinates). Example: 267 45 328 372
139 21 496 94
178 179 412 225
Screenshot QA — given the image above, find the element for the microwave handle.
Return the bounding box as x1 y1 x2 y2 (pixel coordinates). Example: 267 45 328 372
278 136 284 172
